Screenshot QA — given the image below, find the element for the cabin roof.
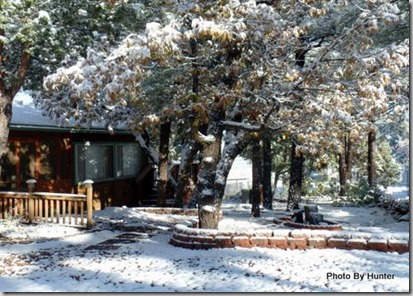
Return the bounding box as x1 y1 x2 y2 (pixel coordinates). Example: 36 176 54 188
10 91 131 135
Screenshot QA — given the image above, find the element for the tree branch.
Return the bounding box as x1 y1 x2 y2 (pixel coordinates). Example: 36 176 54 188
135 133 159 164
0 28 5 93
220 119 293 133
7 44 31 98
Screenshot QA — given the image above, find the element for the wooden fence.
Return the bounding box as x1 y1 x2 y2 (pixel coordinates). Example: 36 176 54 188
0 179 94 229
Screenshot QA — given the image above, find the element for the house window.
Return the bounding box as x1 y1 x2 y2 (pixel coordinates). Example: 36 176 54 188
116 144 140 178
75 142 141 183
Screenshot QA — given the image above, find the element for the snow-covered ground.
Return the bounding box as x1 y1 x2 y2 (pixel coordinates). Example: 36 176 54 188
0 197 409 292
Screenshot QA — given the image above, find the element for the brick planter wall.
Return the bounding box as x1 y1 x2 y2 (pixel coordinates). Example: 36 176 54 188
169 221 409 254
273 217 343 231
137 208 198 216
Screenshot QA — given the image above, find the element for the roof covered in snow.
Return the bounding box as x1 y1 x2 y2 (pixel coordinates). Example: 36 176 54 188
10 92 130 134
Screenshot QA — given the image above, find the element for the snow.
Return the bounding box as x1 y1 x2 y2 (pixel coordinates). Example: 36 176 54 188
0 196 409 292
11 91 128 131
11 91 59 128
384 186 409 200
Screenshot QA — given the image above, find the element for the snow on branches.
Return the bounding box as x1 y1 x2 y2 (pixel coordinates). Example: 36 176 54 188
39 0 408 167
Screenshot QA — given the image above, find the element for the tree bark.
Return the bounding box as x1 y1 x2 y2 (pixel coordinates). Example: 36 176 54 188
251 135 262 217
157 120 171 206
345 137 353 182
338 135 354 196
213 129 250 202
262 134 273 209
367 130 376 189
338 152 346 196
195 106 225 229
135 132 159 164
174 139 201 207
287 141 304 210
273 171 280 200
0 93 13 177
0 40 31 176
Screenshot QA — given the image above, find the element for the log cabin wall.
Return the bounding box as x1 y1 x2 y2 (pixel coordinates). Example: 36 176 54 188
1 130 150 210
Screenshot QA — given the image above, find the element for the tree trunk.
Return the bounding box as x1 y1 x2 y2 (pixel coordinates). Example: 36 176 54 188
196 140 221 228
174 140 200 207
262 134 272 209
338 135 354 196
135 132 159 164
251 135 262 217
194 107 225 229
367 130 376 189
345 137 353 182
176 123 208 207
213 129 250 202
273 171 279 200
175 37 202 207
0 93 13 177
338 152 346 196
287 141 304 211
157 120 171 206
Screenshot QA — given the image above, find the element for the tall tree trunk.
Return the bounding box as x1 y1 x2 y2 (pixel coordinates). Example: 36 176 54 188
338 135 354 196
190 38 199 94
175 37 202 207
174 140 201 207
338 152 346 196
251 135 262 217
273 171 280 200
262 134 273 209
188 101 225 228
0 93 12 177
0 38 31 176
176 124 207 207
213 129 250 202
135 132 159 164
287 141 304 211
345 137 353 182
197 138 221 229
157 120 171 207
367 130 376 189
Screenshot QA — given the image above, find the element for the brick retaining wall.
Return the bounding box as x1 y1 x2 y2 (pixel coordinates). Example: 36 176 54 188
273 217 343 231
137 208 198 216
169 221 409 253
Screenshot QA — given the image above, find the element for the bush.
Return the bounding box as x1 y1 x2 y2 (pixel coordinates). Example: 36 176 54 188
332 178 382 206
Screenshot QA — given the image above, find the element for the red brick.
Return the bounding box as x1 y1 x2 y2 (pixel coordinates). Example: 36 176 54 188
268 237 288 249
169 237 193 249
328 238 347 249
367 239 388 252
388 240 409 253
172 233 192 243
287 237 307 250
215 236 233 248
193 236 215 244
308 237 327 249
347 239 367 250
250 236 269 247
233 236 252 248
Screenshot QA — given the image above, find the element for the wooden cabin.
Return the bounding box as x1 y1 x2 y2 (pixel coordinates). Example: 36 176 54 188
0 93 154 210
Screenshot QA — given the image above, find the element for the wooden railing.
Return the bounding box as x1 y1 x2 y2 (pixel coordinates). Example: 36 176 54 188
0 179 94 229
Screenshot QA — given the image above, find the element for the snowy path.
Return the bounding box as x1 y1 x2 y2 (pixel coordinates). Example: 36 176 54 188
0 231 409 292
0 202 409 292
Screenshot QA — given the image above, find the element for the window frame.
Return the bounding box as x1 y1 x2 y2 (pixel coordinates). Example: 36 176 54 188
74 142 141 184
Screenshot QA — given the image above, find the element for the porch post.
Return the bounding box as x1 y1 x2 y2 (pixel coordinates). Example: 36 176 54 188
26 179 37 224
83 180 94 229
